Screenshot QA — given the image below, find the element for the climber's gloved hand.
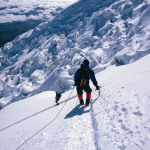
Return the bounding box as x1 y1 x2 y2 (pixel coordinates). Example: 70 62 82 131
95 85 100 90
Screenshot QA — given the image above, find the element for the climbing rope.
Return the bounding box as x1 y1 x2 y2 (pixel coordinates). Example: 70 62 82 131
16 87 75 150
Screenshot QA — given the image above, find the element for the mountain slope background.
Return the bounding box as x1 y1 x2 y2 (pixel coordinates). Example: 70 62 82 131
0 0 150 149
0 53 150 150
0 0 150 107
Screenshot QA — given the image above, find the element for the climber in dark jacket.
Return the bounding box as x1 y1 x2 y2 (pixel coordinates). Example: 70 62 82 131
74 59 99 105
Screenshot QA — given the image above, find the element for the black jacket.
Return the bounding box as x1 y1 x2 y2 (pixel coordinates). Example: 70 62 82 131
74 64 98 87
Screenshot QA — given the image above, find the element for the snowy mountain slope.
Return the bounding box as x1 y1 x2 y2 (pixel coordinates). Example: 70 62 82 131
0 0 150 107
93 54 150 150
0 54 150 150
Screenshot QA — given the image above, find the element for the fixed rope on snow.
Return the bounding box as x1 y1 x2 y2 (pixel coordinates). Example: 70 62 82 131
16 87 75 150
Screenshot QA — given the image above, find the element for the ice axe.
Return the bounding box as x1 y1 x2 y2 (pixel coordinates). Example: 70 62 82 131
95 86 101 96
91 86 101 105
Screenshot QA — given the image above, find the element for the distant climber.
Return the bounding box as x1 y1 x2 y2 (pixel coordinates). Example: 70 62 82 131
55 92 62 105
74 59 99 106
36 68 73 105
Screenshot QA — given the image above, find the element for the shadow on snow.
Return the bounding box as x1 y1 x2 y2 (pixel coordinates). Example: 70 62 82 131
65 105 90 119
0 94 77 132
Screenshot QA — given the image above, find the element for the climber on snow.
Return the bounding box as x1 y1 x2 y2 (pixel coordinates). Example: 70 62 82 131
74 59 99 106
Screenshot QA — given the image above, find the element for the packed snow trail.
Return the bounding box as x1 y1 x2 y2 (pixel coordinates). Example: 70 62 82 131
0 88 98 150
63 89 100 150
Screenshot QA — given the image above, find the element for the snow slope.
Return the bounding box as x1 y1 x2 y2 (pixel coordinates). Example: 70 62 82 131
0 54 150 150
1 0 150 107
93 54 150 150
1 0 150 149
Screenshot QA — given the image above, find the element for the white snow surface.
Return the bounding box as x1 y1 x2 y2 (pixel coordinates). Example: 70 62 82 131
0 0 150 148
0 54 150 150
1 0 150 107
